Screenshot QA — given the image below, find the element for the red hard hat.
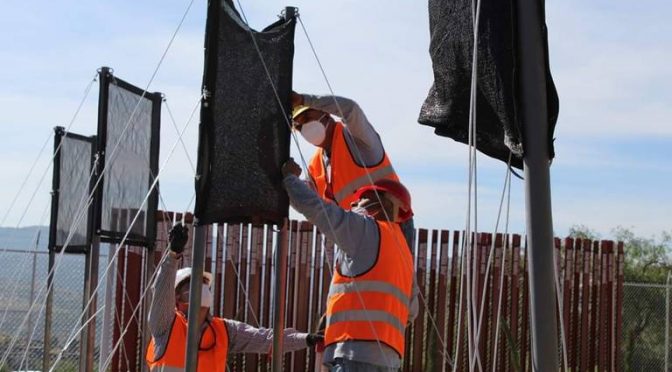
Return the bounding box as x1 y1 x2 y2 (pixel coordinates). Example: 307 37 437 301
353 179 413 222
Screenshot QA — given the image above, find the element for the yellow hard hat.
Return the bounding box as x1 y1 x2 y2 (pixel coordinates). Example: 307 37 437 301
292 105 311 120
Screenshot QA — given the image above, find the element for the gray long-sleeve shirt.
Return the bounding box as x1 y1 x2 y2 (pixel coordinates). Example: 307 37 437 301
302 94 385 167
147 254 308 360
283 174 419 369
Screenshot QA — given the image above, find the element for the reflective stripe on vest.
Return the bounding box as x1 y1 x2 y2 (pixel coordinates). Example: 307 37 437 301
149 366 185 372
308 122 399 209
325 221 413 357
333 165 396 204
146 312 229 372
327 309 406 336
328 280 411 310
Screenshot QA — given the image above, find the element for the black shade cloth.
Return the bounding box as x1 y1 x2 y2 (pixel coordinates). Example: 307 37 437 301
49 128 96 253
418 0 559 169
95 68 161 247
194 1 296 225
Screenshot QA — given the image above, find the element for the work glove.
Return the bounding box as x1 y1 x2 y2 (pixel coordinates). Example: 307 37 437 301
168 224 189 254
310 314 326 352
281 158 302 178
306 333 325 350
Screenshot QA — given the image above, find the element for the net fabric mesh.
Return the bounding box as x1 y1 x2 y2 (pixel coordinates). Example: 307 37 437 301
195 2 296 225
418 0 559 169
101 83 153 238
55 134 93 249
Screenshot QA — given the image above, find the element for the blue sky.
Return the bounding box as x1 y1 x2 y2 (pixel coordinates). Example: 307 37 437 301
0 0 670 239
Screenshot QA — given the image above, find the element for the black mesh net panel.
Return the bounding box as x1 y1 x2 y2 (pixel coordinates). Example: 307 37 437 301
98 75 160 245
418 0 559 169
50 129 94 252
194 2 296 225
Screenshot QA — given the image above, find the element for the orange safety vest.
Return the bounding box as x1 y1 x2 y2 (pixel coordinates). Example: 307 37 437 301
325 221 413 357
308 122 399 209
146 312 229 372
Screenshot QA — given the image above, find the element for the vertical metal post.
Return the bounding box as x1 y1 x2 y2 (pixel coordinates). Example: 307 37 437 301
517 0 560 370
79 236 100 372
42 251 55 372
185 222 207 371
140 247 156 372
99 244 117 372
666 272 671 372
44 128 62 372
79 250 92 372
272 219 289 372
27 250 38 342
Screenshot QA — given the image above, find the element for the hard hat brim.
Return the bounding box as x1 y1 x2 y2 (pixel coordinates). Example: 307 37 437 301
175 268 213 289
291 105 312 120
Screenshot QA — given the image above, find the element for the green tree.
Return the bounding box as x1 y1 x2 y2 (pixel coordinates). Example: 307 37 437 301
569 225 672 371
567 224 600 241
614 226 672 283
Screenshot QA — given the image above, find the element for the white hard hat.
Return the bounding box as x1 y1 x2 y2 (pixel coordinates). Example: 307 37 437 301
175 267 213 289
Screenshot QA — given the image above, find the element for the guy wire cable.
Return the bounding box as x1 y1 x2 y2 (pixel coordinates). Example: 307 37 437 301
233 1 392 366
0 73 97 265
297 14 457 368
0 154 100 367
51 93 201 361
46 0 200 358
0 131 50 227
472 154 513 367
166 97 262 327
454 0 484 365
10 204 56 370
490 158 512 372
48 92 201 371
0 201 50 332
6 2 198 352
0 192 96 367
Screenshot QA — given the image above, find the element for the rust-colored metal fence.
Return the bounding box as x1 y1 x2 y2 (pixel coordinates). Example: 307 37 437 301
108 212 624 371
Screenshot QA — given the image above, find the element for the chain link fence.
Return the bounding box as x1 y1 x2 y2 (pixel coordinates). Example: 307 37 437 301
0 249 107 372
621 281 672 372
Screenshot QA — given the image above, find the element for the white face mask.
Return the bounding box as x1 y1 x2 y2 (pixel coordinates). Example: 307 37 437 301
201 283 212 308
351 200 381 217
300 120 327 146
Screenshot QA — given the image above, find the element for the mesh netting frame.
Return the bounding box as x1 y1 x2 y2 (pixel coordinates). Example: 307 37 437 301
48 127 97 254
93 67 162 248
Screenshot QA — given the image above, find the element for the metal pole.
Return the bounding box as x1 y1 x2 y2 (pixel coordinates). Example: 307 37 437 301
517 0 560 370
79 250 91 371
272 219 289 372
666 272 670 372
42 251 55 372
98 244 116 372
185 222 207 371
27 250 38 343
79 236 100 372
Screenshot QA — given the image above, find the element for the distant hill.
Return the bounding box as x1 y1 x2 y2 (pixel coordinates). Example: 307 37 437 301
0 226 49 251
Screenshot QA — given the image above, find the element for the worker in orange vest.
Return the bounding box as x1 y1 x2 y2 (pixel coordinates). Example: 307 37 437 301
282 158 418 371
146 224 323 372
291 92 416 251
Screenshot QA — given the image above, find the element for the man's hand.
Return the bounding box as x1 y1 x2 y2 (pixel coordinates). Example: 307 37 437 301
281 158 302 178
168 224 189 255
290 91 304 108
306 333 325 351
